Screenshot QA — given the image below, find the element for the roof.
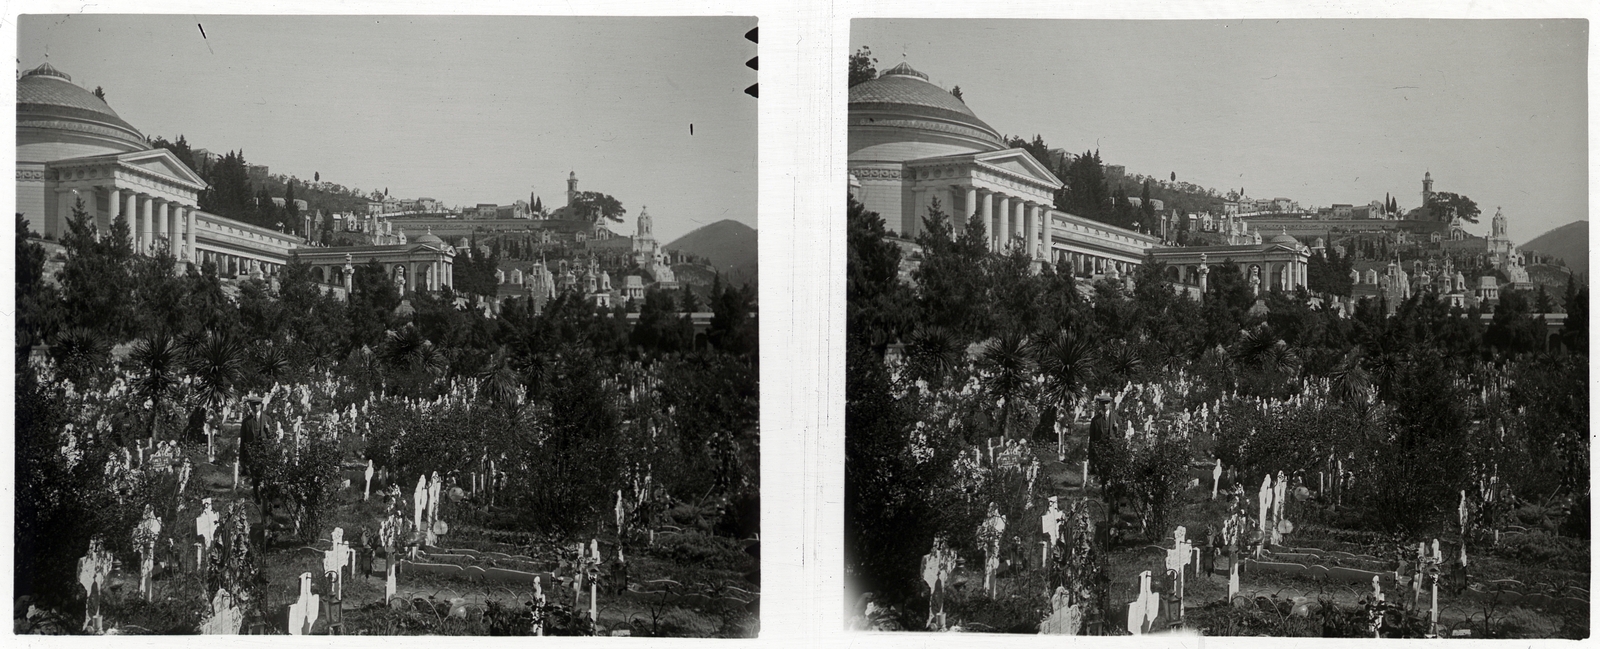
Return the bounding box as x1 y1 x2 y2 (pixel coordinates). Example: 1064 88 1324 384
849 62 1001 141
17 63 145 147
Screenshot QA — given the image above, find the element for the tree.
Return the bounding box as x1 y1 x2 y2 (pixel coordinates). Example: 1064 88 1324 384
58 197 135 341
1428 191 1481 223
1140 179 1156 225
1060 150 1111 223
847 194 911 354
567 191 626 223
977 330 1032 439
848 46 878 87
1562 275 1587 355
200 150 256 222
950 85 963 101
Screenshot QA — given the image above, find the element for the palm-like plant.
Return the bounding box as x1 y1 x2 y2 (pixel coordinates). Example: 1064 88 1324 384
382 326 447 378
477 346 525 414
250 341 291 389
184 331 247 421
1035 328 1098 413
129 330 181 438
1102 341 1144 384
905 324 963 388
977 330 1032 439
1329 347 1372 406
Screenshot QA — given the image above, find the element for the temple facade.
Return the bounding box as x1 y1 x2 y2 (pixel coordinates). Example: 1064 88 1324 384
847 62 1160 277
17 62 454 293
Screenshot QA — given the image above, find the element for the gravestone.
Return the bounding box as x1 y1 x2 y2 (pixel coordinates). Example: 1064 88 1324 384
1212 461 1222 500
196 499 220 570
364 461 375 501
978 503 1006 596
323 527 353 600
134 505 162 598
615 489 627 535
177 457 194 495
148 442 177 473
77 537 113 633
1040 496 1065 565
1039 586 1084 635
1126 570 1159 635
288 572 320 635
1166 527 1194 621
198 588 244 635
413 474 429 534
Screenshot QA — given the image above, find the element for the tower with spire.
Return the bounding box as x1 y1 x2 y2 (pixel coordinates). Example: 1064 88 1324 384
1422 171 1435 207
566 171 579 207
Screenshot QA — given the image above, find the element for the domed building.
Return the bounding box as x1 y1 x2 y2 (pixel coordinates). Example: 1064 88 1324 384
19 62 458 294
17 62 209 249
848 62 1158 277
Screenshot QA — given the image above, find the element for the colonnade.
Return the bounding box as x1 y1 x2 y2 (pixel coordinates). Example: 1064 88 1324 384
76 186 199 261
952 186 1053 260
1051 249 1140 278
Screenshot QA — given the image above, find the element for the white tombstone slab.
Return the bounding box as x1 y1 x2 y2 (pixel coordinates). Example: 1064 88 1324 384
134 505 162 598
1126 570 1160 635
615 490 626 534
288 572 320 635
1228 558 1240 601
428 471 443 524
1212 462 1223 500
196 499 221 548
1041 497 1065 549
413 474 429 533
199 588 244 635
1258 474 1273 550
364 461 375 501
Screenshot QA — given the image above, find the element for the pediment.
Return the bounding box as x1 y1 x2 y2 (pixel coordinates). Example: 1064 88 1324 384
117 148 207 188
973 148 1063 188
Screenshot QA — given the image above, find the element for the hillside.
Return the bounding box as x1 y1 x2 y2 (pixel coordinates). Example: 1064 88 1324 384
664 220 757 288
1519 220 1587 277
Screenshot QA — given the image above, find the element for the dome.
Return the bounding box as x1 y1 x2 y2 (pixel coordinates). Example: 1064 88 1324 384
1267 228 1299 247
17 62 146 150
413 227 445 247
849 62 1003 147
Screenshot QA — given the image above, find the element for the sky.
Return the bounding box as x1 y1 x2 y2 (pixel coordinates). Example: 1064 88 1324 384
19 14 758 243
851 19 1588 244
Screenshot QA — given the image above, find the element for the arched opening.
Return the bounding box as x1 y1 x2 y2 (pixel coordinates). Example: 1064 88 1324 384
312 266 326 284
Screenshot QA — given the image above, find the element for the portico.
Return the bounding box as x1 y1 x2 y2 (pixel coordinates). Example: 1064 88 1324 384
44 148 205 261
903 149 1062 261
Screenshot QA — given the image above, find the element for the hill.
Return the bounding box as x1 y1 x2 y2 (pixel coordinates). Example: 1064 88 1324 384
1519 220 1588 278
665 220 757 288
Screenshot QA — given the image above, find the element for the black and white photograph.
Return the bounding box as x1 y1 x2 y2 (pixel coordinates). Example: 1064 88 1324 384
845 19 1588 637
15 14 759 636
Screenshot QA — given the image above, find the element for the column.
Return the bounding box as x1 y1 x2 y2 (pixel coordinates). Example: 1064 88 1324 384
1042 208 1055 264
962 186 977 236
908 187 927 238
978 191 993 251
1024 203 1039 260
138 195 154 254
1011 200 1025 253
55 189 76 240
184 206 197 261
997 195 1012 252
106 187 121 233
164 203 178 254
123 192 138 237
153 199 169 252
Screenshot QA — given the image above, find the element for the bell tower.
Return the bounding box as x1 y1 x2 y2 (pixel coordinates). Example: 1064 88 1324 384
1491 206 1507 240
566 171 578 207
1422 171 1434 206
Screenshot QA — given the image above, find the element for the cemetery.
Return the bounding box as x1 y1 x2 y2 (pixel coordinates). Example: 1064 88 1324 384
846 197 1589 638
15 208 760 636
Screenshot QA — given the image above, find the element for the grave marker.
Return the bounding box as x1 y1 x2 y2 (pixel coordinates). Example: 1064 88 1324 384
288 572 320 635
1126 570 1159 635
